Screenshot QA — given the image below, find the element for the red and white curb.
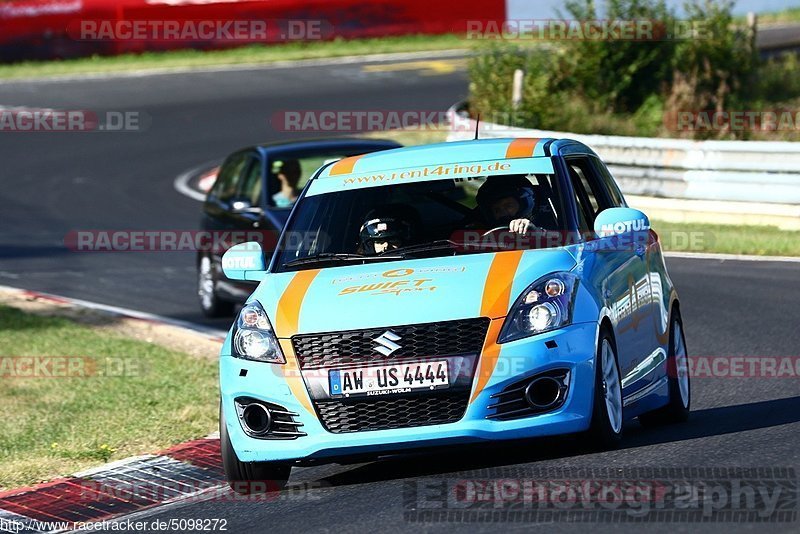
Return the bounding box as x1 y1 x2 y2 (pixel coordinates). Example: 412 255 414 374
173 162 220 202
0 436 225 533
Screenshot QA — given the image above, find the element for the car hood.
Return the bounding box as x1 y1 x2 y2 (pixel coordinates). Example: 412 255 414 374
254 249 577 337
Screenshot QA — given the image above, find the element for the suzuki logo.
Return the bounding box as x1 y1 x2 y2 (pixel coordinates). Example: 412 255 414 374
373 331 402 356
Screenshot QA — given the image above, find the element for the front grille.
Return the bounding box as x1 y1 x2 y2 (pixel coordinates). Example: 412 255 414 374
315 392 469 433
292 317 490 369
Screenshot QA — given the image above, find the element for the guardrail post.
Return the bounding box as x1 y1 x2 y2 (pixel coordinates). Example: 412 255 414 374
512 69 525 110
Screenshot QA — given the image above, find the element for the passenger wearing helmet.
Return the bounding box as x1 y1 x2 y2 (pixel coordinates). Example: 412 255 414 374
359 205 415 254
475 176 538 235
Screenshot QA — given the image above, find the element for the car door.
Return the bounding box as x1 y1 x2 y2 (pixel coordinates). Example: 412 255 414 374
202 149 264 299
566 156 656 397
593 157 671 363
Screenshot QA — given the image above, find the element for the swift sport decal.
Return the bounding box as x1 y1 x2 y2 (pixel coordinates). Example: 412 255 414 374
338 278 436 297
470 250 525 403
333 265 469 296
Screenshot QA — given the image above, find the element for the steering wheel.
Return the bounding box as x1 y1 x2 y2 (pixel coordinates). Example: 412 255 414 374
482 226 509 237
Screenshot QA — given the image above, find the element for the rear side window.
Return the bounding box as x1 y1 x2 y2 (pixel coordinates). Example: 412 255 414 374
211 152 248 202
238 158 263 206
567 159 605 230
592 158 626 207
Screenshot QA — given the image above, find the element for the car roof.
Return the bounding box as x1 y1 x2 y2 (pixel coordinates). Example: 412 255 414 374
254 137 401 155
313 137 596 180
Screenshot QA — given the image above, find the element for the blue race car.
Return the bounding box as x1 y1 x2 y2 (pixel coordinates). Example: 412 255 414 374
217 137 690 492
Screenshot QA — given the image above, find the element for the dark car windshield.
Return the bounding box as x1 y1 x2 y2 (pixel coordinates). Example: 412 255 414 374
274 174 568 271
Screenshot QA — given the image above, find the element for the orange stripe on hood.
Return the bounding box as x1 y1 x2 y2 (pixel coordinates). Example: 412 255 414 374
505 138 540 159
328 155 364 175
480 250 524 319
274 269 320 416
471 250 524 403
279 339 315 416
275 269 320 337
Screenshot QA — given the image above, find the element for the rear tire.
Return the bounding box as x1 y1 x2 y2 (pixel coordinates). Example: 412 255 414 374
198 255 235 318
588 330 623 449
639 309 691 427
220 403 291 494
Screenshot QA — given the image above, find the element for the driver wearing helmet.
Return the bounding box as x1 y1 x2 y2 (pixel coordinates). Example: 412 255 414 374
359 205 415 254
475 176 538 235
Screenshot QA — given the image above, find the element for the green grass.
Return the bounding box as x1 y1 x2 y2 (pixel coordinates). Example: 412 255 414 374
0 307 218 489
0 34 468 80
652 219 800 257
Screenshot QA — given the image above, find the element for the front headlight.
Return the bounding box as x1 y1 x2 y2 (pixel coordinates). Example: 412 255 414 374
498 272 579 343
232 301 286 364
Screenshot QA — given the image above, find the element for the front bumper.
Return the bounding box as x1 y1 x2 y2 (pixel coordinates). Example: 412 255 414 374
220 321 598 463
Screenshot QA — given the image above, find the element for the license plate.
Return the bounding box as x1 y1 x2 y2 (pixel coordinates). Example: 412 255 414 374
329 360 449 398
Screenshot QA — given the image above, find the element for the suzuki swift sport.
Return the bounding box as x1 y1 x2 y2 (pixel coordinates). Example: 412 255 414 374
217 137 690 492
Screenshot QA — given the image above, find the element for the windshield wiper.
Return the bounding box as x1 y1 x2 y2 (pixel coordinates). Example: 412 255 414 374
282 253 401 268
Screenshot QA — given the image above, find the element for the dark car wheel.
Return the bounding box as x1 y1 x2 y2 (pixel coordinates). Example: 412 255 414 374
588 330 623 448
198 255 235 318
220 403 291 494
639 309 691 427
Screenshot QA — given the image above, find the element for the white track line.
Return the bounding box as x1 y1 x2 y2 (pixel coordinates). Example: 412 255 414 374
0 284 227 340
173 161 219 202
664 251 800 263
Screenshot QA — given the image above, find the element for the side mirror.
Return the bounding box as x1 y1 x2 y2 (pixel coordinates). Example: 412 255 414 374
594 207 650 238
231 199 264 215
221 242 267 281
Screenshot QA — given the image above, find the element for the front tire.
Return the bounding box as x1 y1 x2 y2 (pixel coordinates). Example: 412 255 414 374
220 403 291 494
639 309 691 426
589 331 623 448
198 255 235 318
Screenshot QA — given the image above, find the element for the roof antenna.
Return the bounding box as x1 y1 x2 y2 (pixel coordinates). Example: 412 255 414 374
474 113 481 140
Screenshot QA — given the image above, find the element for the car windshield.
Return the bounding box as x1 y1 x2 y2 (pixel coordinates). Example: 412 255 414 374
275 173 568 271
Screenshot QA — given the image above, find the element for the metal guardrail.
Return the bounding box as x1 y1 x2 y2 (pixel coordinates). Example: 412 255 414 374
447 102 800 205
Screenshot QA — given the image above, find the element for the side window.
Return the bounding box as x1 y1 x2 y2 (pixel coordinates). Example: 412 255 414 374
211 152 248 203
567 159 600 231
267 153 354 209
566 157 611 230
592 158 626 207
237 157 263 207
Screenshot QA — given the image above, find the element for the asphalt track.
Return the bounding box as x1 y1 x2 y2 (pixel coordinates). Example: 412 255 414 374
1 53 799 533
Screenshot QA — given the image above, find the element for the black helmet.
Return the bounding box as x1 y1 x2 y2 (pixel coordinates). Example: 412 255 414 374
359 205 415 254
475 176 536 226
